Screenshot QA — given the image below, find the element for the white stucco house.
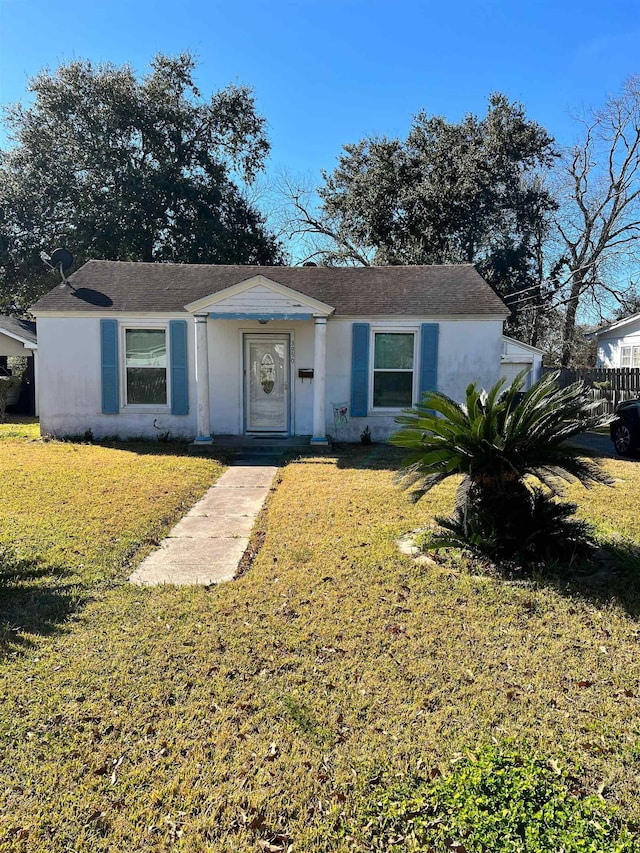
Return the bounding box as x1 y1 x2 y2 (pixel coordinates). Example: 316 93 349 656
589 313 640 368
30 261 509 444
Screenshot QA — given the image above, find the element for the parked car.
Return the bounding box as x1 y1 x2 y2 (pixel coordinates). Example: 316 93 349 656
610 398 640 456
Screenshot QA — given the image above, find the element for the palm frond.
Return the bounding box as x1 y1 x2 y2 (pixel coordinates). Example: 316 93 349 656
390 370 613 562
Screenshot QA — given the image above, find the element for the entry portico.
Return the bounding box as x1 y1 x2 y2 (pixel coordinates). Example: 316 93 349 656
184 275 335 445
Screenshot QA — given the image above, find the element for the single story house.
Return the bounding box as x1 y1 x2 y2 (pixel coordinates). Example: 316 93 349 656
500 335 543 388
589 313 640 368
30 261 509 444
0 315 38 414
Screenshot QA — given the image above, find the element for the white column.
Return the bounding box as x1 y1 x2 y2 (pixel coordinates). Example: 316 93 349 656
311 316 329 445
31 349 39 417
194 315 212 443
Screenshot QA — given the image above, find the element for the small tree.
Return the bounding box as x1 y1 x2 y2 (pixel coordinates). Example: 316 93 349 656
390 371 612 563
0 375 21 421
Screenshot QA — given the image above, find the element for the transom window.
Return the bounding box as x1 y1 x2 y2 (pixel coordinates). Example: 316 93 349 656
125 328 168 405
372 332 415 408
620 345 640 368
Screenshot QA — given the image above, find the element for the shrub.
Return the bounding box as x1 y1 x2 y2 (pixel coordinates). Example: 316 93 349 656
0 375 22 421
347 744 638 852
361 425 372 445
390 371 612 564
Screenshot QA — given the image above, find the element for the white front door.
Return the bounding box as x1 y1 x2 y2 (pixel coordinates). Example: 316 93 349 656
245 334 290 433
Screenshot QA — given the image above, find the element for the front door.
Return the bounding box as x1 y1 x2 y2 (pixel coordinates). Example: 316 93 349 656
245 334 290 433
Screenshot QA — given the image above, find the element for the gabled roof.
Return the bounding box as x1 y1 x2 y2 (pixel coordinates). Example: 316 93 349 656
184 274 335 317
589 312 640 338
501 335 543 355
30 261 509 318
0 315 37 346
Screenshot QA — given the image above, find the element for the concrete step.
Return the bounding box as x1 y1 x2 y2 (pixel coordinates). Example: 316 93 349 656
188 434 329 457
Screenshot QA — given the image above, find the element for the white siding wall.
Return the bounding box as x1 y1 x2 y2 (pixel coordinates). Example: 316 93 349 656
208 284 317 316
597 325 640 367
0 333 34 357
37 316 198 439
37 314 504 441
322 317 503 442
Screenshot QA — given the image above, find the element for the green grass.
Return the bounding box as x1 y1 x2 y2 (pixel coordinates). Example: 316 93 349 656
0 430 640 850
0 415 40 441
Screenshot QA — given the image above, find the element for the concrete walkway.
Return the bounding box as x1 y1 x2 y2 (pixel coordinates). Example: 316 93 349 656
129 463 278 586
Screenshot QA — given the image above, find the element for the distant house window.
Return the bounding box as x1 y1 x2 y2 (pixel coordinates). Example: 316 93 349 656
124 328 168 405
620 345 640 368
372 332 415 408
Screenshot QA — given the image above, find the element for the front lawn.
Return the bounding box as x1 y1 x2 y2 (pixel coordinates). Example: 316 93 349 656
0 430 639 850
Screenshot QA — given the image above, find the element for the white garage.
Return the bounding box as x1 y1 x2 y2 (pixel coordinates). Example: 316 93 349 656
500 335 543 389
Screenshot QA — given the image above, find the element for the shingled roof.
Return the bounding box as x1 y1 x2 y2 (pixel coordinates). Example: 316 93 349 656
0 314 37 345
31 261 509 317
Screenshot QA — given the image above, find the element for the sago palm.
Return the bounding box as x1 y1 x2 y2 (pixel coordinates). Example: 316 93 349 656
390 370 612 561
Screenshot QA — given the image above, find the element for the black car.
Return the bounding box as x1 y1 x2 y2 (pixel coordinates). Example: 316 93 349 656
610 398 640 456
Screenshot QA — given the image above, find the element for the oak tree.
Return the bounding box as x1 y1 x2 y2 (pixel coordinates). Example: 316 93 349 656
0 52 282 312
284 94 557 338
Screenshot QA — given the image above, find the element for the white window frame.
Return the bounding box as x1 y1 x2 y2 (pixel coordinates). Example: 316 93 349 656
369 326 419 411
119 322 171 412
620 345 640 368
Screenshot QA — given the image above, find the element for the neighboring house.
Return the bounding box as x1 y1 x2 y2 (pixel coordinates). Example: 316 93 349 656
0 315 38 414
589 313 640 368
30 262 509 443
500 336 543 388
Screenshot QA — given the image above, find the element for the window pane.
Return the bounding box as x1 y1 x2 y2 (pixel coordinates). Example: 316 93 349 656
373 371 413 407
374 333 414 369
125 329 167 404
621 346 632 367
127 367 167 405
633 347 640 368
125 329 167 368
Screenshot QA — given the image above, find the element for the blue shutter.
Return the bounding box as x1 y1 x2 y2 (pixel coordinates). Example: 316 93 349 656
100 319 119 414
170 320 189 415
350 323 370 417
419 323 439 399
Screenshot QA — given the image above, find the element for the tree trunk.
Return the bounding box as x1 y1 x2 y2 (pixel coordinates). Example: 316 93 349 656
142 234 154 263
560 275 583 366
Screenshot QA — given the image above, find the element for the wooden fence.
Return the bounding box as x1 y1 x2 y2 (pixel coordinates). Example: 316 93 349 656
542 367 640 415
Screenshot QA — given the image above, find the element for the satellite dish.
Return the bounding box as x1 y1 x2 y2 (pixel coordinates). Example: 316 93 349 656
50 247 74 272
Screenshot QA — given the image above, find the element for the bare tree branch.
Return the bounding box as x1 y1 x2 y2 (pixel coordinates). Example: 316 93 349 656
552 76 640 364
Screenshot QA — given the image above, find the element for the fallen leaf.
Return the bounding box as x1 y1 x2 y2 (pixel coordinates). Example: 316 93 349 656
110 754 125 784
265 742 279 761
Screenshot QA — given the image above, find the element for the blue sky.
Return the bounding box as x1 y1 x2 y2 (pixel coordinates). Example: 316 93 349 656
1 0 639 193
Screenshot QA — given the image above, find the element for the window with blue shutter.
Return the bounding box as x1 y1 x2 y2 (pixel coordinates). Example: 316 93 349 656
351 323 370 416
170 320 189 415
419 323 439 398
100 319 119 414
